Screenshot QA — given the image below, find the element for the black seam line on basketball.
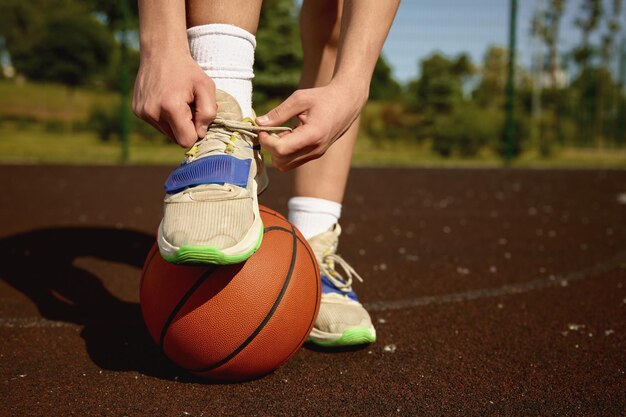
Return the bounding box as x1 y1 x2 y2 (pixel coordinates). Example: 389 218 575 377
265 224 320 346
189 222 299 373
263 225 294 234
263 225 312 249
159 265 218 348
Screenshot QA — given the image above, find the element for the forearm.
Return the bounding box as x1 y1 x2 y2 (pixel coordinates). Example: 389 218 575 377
138 0 190 58
332 0 400 97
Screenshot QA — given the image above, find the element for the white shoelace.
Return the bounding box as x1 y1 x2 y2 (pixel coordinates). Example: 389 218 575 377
320 252 364 293
187 118 291 162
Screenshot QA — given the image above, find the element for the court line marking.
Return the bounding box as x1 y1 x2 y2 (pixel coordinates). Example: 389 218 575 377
365 250 626 312
0 250 624 328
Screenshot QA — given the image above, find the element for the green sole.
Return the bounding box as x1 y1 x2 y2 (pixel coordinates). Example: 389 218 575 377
161 226 263 265
307 327 376 347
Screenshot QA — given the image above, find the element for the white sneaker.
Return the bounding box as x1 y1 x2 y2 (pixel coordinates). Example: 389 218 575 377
158 90 289 265
307 224 376 346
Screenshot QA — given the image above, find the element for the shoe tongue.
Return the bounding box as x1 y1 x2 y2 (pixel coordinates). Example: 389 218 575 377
215 89 244 121
309 230 338 259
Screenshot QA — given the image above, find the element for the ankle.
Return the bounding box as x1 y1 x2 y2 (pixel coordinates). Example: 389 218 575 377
288 196 342 239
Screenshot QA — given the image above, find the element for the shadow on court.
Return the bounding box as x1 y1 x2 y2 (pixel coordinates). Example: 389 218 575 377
0 228 186 379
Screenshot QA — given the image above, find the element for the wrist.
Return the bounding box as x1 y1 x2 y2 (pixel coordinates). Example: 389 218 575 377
329 76 369 107
137 0 190 60
140 36 191 62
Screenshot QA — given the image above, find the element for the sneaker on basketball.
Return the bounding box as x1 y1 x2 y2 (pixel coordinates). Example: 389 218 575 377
158 90 289 265
307 224 376 347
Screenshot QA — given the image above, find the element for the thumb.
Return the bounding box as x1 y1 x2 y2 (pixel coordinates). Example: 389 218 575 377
256 90 308 127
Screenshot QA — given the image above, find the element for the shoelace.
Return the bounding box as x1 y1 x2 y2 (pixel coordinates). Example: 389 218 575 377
319 251 364 293
186 117 292 162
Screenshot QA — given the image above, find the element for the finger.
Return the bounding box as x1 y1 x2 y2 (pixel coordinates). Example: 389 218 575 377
259 124 321 156
163 102 198 148
273 149 320 172
259 127 322 171
256 90 310 127
154 121 176 143
143 117 175 142
192 81 217 138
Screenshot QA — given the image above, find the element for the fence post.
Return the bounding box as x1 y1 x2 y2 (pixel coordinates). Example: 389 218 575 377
617 37 626 147
119 0 131 164
504 0 518 164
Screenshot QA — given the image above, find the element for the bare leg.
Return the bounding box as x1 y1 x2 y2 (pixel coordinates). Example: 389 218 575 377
293 0 360 204
290 0 376 348
186 0 263 33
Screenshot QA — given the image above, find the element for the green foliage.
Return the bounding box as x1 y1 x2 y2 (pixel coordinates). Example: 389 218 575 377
573 0 603 70
432 104 504 157
87 104 162 142
254 0 303 102
473 46 508 107
369 56 403 101
361 102 409 146
88 105 118 141
0 0 134 88
83 0 139 30
9 9 114 86
414 52 474 113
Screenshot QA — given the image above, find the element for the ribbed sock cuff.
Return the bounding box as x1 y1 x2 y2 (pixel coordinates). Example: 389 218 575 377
288 197 342 239
187 24 256 117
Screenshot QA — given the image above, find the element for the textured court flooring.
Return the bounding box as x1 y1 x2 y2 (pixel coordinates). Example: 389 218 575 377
1 166 625 416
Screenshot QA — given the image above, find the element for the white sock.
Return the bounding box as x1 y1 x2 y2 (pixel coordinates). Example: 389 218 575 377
288 197 342 240
187 24 256 118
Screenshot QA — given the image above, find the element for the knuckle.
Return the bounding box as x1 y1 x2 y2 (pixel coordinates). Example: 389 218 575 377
144 105 160 121
161 99 178 116
201 76 215 89
205 105 217 120
292 89 305 101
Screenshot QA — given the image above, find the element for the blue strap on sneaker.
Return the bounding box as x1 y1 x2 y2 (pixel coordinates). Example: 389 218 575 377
321 274 358 302
164 155 251 194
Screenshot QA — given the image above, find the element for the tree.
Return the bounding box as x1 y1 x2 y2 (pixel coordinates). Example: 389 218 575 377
369 55 403 101
473 46 508 107
571 0 604 145
531 0 566 149
83 0 139 31
600 0 623 145
532 0 565 89
0 0 116 87
12 10 114 87
254 0 303 102
573 0 603 72
414 52 474 113
0 0 51 67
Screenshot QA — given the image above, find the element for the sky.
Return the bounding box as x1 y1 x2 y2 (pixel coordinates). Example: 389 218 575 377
382 0 626 83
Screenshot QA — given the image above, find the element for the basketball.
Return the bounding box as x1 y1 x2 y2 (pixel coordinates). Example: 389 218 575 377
140 206 321 382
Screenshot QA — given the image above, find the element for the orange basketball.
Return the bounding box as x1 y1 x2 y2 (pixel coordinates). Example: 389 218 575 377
140 205 321 382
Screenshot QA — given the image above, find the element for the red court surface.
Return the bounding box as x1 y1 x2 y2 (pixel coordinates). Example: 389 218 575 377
1 165 624 416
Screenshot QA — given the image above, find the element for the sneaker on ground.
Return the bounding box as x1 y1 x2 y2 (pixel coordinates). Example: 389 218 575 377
307 224 377 347
158 90 290 265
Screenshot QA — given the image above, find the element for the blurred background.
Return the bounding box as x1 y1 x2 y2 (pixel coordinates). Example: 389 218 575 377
0 0 624 167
